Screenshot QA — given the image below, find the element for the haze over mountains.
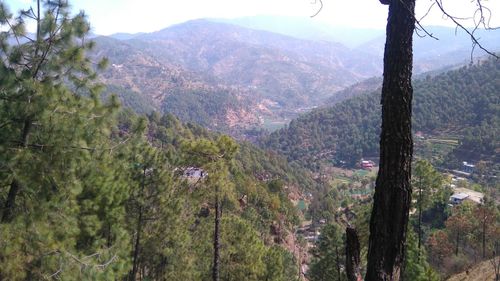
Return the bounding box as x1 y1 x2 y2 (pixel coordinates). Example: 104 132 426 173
90 16 500 135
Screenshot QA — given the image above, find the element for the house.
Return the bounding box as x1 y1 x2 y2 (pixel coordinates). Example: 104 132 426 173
183 167 207 179
462 161 475 173
450 193 469 204
456 187 484 204
449 187 484 205
415 131 425 139
361 160 374 169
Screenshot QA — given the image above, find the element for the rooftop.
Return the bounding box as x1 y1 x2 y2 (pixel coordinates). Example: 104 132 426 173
450 193 469 200
454 187 484 204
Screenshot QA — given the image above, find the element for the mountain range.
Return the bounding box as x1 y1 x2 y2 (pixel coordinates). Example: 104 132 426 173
90 17 500 135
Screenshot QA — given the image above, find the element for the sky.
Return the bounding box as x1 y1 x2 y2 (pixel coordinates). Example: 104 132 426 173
4 0 500 35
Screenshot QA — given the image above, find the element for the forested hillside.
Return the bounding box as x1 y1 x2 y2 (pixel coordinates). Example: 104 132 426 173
92 18 500 136
262 58 500 167
0 3 316 279
91 36 260 133
90 20 380 134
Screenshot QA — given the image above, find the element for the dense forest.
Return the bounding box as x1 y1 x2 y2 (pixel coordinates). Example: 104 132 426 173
103 84 155 114
161 88 251 130
0 2 319 279
1 1 499 280
262 59 500 168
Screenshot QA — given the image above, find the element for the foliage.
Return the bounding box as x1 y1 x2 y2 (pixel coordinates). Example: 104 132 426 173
103 84 155 114
162 88 248 130
0 1 310 279
0 1 127 279
262 59 500 168
403 229 439 281
308 223 347 281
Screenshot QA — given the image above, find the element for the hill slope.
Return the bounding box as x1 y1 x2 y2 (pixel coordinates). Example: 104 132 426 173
262 58 500 167
93 19 500 136
446 259 498 281
92 36 260 132
91 20 382 133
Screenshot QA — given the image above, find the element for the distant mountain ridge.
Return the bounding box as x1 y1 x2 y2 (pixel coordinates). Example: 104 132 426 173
93 19 382 134
210 15 385 47
92 18 500 136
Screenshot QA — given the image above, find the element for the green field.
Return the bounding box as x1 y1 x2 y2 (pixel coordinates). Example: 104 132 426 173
354 169 370 177
262 117 288 131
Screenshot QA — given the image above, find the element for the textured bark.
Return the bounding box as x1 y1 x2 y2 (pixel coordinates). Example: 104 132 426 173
212 185 220 281
346 227 362 281
365 0 415 280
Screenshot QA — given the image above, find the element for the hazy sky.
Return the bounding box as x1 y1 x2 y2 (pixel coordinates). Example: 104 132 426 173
5 0 500 35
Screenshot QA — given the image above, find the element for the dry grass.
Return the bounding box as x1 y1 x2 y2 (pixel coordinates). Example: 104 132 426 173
446 258 498 281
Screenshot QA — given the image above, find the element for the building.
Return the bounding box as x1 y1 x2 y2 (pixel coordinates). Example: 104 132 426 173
449 193 469 204
462 161 475 173
361 160 374 170
449 187 484 205
183 167 207 179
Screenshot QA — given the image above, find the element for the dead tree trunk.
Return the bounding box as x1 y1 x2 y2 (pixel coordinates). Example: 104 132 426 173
365 0 415 280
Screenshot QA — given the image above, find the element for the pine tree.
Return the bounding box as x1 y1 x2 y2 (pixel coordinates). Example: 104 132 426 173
0 1 125 279
263 246 288 281
182 135 238 281
124 118 193 280
412 160 443 256
402 229 439 281
308 223 346 281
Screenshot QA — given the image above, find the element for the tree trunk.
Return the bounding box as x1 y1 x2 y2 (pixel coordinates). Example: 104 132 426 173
2 117 32 223
482 213 486 258
335 245 342 281
365 0 415 280
346 227 362 281
212 185 220 281
1 179 20 223
130 205 143 280
131 167 147 281
418 181 422 260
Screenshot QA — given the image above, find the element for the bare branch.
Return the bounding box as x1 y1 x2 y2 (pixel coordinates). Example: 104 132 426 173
419 1 436 22
4 17 21 47
474 0 500 30
434 0 499 59
310 0 323 18
397 0 439 40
